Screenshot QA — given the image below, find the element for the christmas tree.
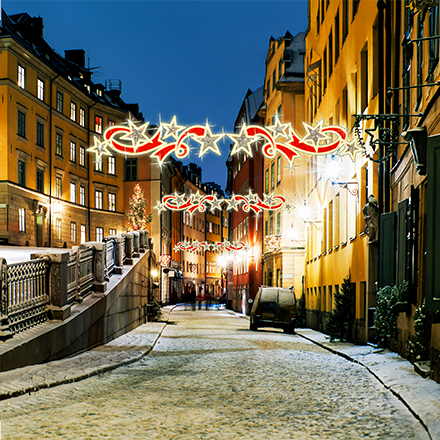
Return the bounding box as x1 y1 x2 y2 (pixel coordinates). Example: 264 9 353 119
125 184 153 231
326 274 354 342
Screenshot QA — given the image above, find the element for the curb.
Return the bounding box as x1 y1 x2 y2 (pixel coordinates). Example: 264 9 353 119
0 305 178 402
296 330 433 440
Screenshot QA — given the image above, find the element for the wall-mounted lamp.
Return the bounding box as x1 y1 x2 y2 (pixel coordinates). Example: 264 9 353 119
401 127 427 175
331 180 359 197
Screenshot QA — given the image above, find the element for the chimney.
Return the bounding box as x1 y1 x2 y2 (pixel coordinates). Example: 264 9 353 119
64 49 86 68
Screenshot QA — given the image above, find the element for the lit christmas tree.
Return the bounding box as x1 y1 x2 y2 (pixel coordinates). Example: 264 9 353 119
125 184 153 231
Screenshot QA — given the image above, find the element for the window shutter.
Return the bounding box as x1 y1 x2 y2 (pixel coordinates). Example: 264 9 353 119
396 199 409 285
379 211 396 288
426 134 440 311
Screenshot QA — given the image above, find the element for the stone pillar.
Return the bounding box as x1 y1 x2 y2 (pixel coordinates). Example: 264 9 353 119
132 231 140 258
31 251 71 321
81 242 107 293
139 230 148 253
112 235 124 275
123 233 134 265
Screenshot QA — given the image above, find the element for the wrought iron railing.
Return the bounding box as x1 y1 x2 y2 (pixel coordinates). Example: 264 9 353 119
67 247 94 304
5 258 50 334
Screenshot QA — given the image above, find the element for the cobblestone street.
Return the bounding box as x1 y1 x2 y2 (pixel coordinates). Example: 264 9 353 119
0 307 429 439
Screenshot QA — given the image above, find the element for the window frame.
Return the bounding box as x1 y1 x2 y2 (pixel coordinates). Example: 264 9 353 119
18 208 26 232
18 64 26 89
56 91 63 113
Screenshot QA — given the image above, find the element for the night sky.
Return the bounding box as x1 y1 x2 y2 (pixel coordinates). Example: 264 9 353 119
4 0 309 189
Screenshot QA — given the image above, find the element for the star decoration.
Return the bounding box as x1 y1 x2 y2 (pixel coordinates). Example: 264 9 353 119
191 191 204 204
282 201 295 214
88 136 112 161
229 124 258 157
160 116 185 140
192 240 201 249
263 193 277 206
338 139 364 162
267 117 292 141
226 195 241 211
174 192 187 206
193 122 224 158
301 120 330 147
155 202 167 213
284 162 301 177
208 194 223 212
246 190 259 204
200 242 211 251
120 118 151 151
173 245 180 252
211 243 221 252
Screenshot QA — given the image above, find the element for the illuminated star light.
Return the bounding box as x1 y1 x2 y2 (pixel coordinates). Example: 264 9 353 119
282 201 295 214
174 192 187 206
120 117 151 151
191 191 204 204
193 122 224 158
208 194 223 212
263 193 277 206
88 136 112 161
301 120 331 148
338 139 365 163
160 116 185 140
226 194 241 211
267 117 292 141
229 124 258 157
155 202 167 213
246 190 259 204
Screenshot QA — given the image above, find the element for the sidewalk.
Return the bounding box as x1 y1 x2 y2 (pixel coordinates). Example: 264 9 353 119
229 310 440 440
0 306 174 401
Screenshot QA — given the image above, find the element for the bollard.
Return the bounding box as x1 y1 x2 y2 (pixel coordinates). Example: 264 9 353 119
132 231 140 258
81 242 107 293
123 232 134 265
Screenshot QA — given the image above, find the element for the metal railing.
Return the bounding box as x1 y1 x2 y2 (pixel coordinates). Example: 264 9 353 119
67 247 94 304
0 230 149 339
5 258 50 334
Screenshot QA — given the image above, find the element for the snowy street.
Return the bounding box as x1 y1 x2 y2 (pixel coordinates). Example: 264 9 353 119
0 306 429 439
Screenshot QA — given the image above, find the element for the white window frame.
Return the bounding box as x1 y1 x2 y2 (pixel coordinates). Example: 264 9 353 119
79 146 85 167
70 222 77 243
96 226 104 242
95 190 103 209
79 108 86 127
37 78 44 101
18 64 25 89
80 186 86 206
81 224 86 243
108 193 116 211
18 208 25 232
70 140 76 162
70 101 77 121
55 218 62 241
108 156 116 175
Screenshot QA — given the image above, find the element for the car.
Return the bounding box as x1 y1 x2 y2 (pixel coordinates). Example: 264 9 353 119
249 286 297 334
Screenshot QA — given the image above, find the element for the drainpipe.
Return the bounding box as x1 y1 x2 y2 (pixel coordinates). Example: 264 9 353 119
377 0 385 216
48 73 60 247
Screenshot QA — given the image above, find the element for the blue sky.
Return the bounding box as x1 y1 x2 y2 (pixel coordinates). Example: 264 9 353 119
4 0 309 189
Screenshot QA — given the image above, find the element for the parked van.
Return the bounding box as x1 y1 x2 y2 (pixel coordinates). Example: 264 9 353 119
249 286 297 333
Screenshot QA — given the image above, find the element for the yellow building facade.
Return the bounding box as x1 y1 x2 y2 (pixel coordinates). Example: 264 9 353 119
0 13 132 248
304 0 381 343
262 31 308 298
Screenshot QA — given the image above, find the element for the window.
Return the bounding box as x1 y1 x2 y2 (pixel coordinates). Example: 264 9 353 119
18 160 25 186
95 190 103 209
37 78 44 101
56 91 63 113
266 79 270 99
55 133 63 156
278 58 283 79
342 0 349 42
18 64 25 89
95 156 103 172
96 227 104 242
80 186 86 206
55 218 62 241
109 228 116 236
70 222 77 243
18 110 26 138
70 182 76 203
79 146 85 166
265 168 269 193
277 156 281 184
79 108 86 127
335 10 340 64
276 212 281 235
108 120 115 127
125 158 138 181
36 121 44 147
328 30 333 78
108 193 116 211
70 102 76 121
271 162 275 190
55 176 62 198
70 140 76 162
272 69 276 90
81 224 86 243
36 169 44 192
108 156 116 175
429 6 439 76
95 115 103 134
18 208 25 232
269 216 273 235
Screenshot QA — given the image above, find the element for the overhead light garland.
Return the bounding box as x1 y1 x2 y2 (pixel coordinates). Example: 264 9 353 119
156 191 290 214
174 241 249 253
88 116 361 167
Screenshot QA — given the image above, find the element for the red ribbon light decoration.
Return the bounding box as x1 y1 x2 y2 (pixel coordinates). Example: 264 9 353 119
88 116 354 167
